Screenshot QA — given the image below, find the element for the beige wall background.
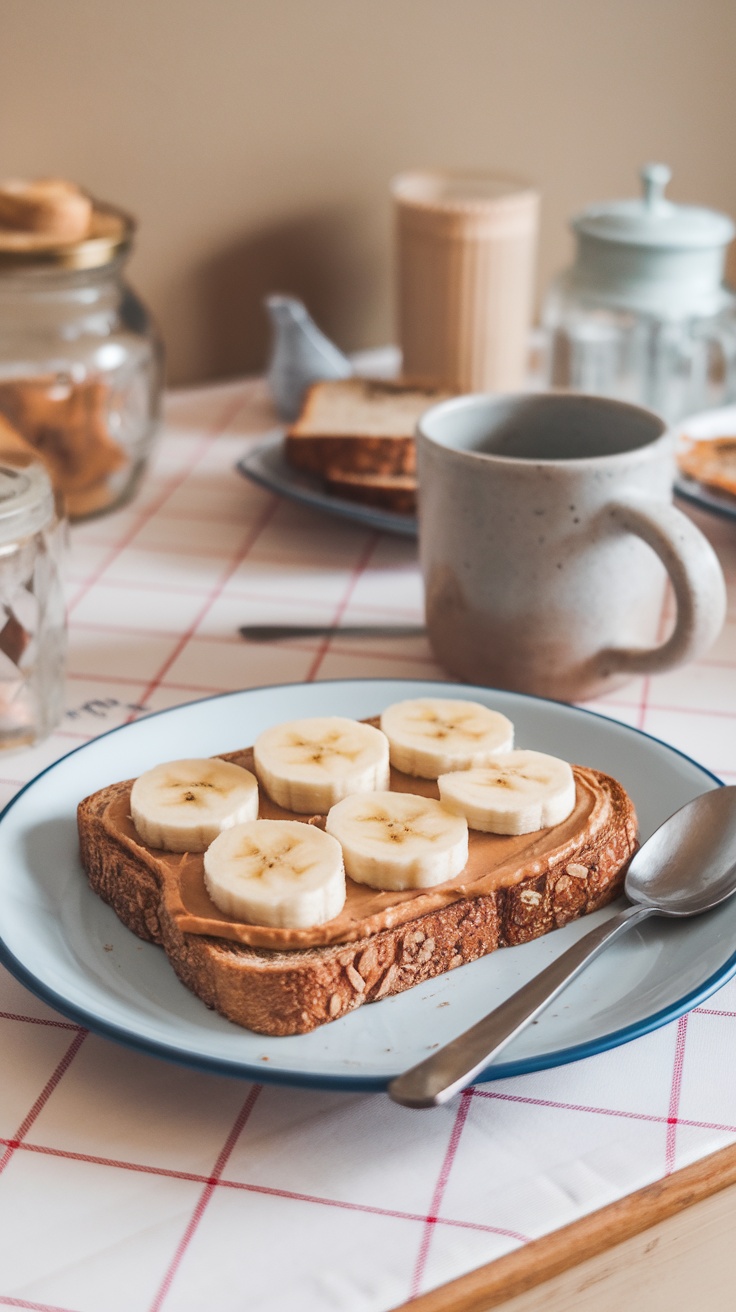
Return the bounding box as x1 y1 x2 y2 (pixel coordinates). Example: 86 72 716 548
1 0 734 385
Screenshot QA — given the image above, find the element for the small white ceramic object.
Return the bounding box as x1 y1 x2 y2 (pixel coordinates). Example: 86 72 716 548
265 294 352 421
417 392 726 701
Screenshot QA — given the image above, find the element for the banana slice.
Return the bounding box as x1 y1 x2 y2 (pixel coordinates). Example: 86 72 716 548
438 750 576 835
253 716 390 813
380 697 514 779
325 791 468 890
203 819 345 929
130 757 259 853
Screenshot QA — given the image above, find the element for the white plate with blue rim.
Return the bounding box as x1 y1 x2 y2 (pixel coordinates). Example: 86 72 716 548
0 677 727 1091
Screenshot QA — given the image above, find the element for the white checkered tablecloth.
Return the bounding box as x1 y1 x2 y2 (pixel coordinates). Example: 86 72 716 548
1 377 736 1312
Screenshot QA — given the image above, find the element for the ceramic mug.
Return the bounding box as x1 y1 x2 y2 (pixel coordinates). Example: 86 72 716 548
416 392 726 701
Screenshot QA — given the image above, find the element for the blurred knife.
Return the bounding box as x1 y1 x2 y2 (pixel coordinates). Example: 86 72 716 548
239 623 425 642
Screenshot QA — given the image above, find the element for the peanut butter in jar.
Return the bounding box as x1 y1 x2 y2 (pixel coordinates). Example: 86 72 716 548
0 178 164 519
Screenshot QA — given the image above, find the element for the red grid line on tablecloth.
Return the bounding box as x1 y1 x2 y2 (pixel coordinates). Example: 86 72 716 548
127 505 255 527
63 663 736 718
7 1049 736 1211
72 620 231 641
593 699 736 721
72 617 432 655
228 591 424 619
66 671 174 687
470 1084 736 1131
665 1014 689 1174
130 495 280 719
650 507 698 1183
65 575 213 596
149 1083 263 1312
0 1297 78 1311
0 1031 86 1177
65 573 424 617
68 632 437 669
0 1011 82 1031
72 537 241 560
0 1134 531 1244
409 1087 476 1299
76 536 398 569
67 388 251 617
305 531 381 682
634 589 672 734
636 676 652 731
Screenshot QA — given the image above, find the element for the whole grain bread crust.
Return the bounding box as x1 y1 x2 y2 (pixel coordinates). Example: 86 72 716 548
78 768 637 1036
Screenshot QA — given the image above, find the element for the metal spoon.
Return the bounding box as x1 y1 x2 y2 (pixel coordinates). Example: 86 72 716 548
239 624 425 642
389 786 736 1109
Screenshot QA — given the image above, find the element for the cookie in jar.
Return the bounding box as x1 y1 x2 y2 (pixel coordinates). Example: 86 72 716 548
0 178 164 519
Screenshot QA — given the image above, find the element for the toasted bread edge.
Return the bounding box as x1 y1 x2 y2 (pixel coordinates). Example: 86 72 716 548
77 771 637 1037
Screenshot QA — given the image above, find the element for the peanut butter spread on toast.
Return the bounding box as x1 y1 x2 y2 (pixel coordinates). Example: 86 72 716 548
99 750 622 951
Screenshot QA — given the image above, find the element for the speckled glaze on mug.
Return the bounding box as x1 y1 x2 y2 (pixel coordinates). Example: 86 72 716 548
417 392 726 702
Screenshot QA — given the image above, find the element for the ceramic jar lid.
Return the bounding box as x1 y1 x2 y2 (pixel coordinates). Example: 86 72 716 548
567 164 735 318
573 163 734 250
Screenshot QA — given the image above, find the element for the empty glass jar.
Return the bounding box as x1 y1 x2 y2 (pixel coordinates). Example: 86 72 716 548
0 462 66 749
542 164 736 422
0 199 163 519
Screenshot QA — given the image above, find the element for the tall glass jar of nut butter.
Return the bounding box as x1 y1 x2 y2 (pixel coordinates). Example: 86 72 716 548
0 180 164 518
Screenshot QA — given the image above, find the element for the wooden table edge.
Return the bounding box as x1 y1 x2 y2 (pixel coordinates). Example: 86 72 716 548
393 1138 736 1312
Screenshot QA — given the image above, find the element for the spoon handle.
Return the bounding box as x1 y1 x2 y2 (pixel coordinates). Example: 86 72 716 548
388 902 654 1109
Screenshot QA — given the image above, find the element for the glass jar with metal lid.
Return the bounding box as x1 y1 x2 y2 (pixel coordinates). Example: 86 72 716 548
0 461 66 749
542 164 736 421
0 192 164 518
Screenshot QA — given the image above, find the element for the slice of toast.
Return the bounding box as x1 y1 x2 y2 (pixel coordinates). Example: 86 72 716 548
323 467 417 515
677 437 736 498
77 734 638 1037
284 378 452 477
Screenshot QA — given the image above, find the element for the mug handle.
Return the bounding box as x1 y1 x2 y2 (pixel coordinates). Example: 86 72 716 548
599 492 726 678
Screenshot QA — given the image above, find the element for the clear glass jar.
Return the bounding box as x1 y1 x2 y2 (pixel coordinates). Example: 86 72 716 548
0 204 163 519
542 165 736 423
0 462 66 749
544 282 736 421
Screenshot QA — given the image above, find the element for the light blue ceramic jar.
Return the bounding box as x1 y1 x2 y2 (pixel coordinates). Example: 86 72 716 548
543 164 736 421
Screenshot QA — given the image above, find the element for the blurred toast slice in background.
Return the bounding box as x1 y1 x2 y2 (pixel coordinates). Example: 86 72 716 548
678 436 736 498
284 377 452 481
324 467 417 514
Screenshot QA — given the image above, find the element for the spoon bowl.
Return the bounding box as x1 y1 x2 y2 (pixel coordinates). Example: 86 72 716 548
390 785 736 1108
626 785 736 915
